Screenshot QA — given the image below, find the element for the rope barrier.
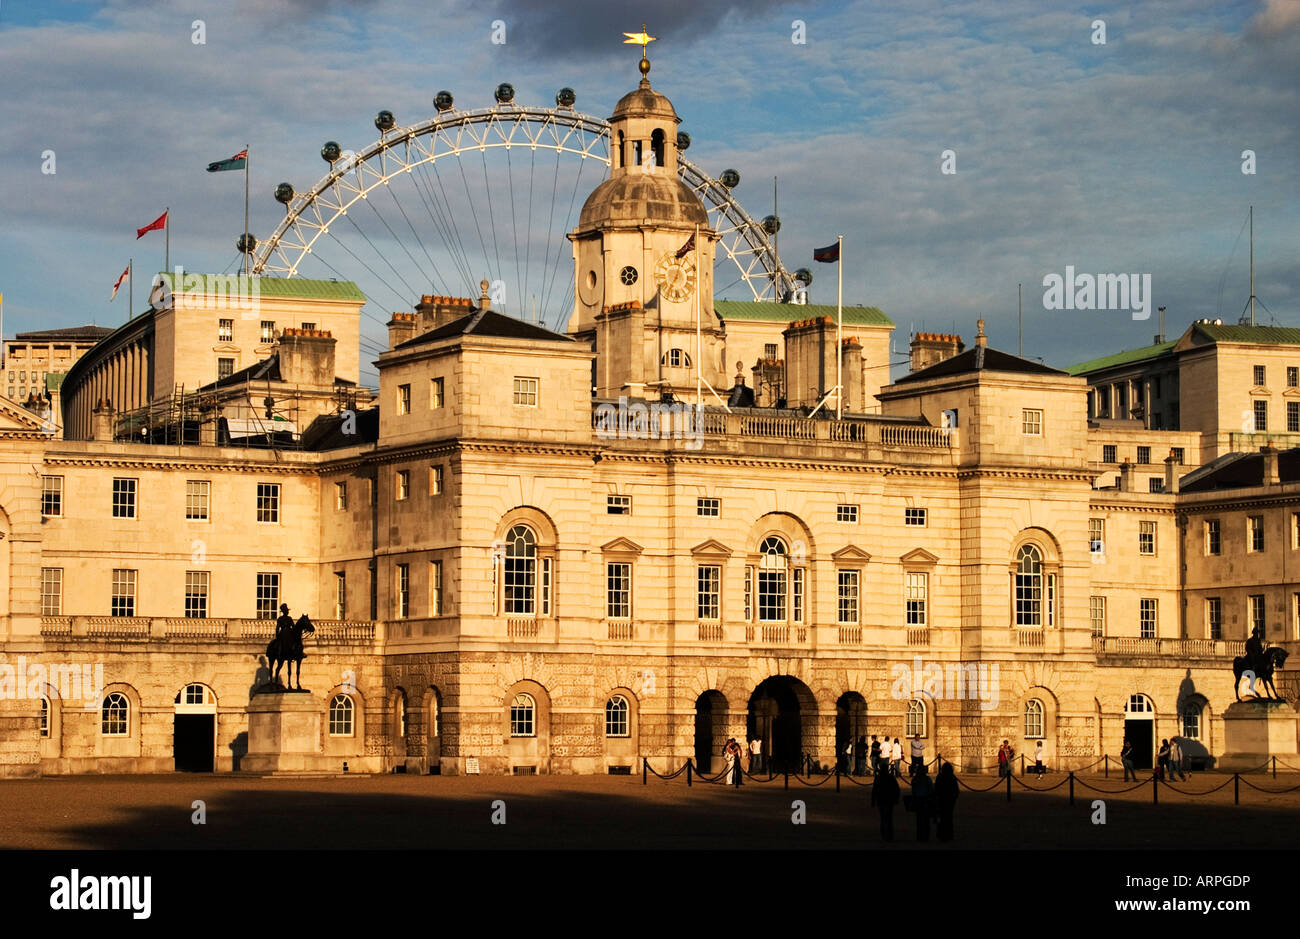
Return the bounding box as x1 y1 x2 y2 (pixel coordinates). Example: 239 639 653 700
1236 776 1300 794
1159 775 1236 796
955 775 1007 793
1010 773 1072 792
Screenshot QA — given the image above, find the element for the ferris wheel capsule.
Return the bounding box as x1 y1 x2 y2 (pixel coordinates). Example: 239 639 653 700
321 141 341 163
794 268 813 286
762 215 781 235
434 90 454 111
375 110 396 132
237 233 258 254
495 83 515 104
720 168 740 189
274 182 295 204
556 87 576 108
676 131 691 151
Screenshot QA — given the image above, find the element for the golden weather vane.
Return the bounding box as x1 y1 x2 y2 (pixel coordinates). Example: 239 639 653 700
622 24 656 56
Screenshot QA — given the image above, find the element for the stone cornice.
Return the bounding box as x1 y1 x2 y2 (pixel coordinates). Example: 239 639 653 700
42 454 314 474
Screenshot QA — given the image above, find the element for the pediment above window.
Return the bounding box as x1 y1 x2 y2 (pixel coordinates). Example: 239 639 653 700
900 547 939 566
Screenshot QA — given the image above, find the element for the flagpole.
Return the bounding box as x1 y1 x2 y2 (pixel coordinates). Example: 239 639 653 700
695 223 701 407
836 234 843 420
164 207 170 276
128 258 133 320
244 144 251 277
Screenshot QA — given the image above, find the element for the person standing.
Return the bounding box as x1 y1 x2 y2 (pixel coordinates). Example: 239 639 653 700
891 737 903 777
910 765 935 842
1033 740 1045 776
854 736 867 776
749 736 762 775
1157 739 1170 781
1169 737 1186 781
997 740 1010 778
909 734 925 778
725 738 744 787
872 762 901 842
935 763 959 842
722 737 736 782
1121 738 1136 782
870 735 882 775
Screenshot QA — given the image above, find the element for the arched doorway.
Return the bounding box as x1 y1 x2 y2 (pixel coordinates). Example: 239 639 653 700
835 692 867 774
424 686 442 774
1124 694 1155 769
693 691 728 773
173 683 216 772
748 677 814 774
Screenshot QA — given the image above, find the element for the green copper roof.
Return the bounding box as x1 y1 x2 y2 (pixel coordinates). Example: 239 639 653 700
1065 340 1176 376
1192 324 1300 345
45 372 66 391
714 300 893 327
156 274 367 302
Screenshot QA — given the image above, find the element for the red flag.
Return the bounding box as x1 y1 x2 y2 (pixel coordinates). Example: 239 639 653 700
675 234 695 259
813 242 840 263
110 265 130 300
136 211 168 239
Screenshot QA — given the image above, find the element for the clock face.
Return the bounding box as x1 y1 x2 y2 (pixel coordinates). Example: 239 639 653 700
655 252 697 302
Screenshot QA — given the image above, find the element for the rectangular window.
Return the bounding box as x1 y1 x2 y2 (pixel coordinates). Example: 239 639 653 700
606 562 631 619
1148 478 1165 493
430 377 444 409
1253 364 1266 386
1207 597 1222 640
1289 401 1300 433
607 494 631 515
1254 400 1268 432
696 497 720 517
397 383 411 415
837 569 859 625
112 478 137 519
1089 518 1104 556
1249 594 1265 635
1205 519 1221 555
300 322 316 331
1289 366 1298 388
184 571 209 618
260 320 275 343
335 571 346 619
905 572 928 627
256 573 280 619
1137 446 1151 465
904 507 927 526
1102 444 1117 464
1139 598 1157 638
218 319 233 342
111 569 137 617
1171 447 1185 464
1294 512 1300 550
836 504 859 523
396 470 410 501
1022 409 1043 435
512 376 539 406
763 343 778 359
429 561 442 616
256 483 280 523
217 357 235 380
335 481 347 510
697 565 721 621
430 465 443 495
40 568 63 616
1139 520 1156 556
396 563 410 618
1089 596 1105 637
185 480 210 520
41 475 62 517
792 567 804 623
1248 515 1264 553
744 565 753 622
540 557 552 617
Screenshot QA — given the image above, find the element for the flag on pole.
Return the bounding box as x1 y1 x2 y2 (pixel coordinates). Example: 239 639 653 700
206 148 248 173
136 211 168 239
813 242 840 263
675 233 696 259
110 265 130 300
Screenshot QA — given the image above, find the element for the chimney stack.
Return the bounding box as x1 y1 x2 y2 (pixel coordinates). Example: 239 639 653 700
909 332 964 372
1118 458 1135 492
277 328 336 388
387 312 418 349
1262 445 1280 486
91 398 115 442
1163 450 1180 494
414 294 476 331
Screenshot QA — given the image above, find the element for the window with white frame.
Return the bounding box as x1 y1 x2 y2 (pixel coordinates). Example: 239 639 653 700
606 494 631 515
260 320 276 343
743 565 753 622
697 565 720 621
1249 594 1265 635
792 567 804 623
186 480 210 520
1014 545 1043 627
837 569 859 625
112 478 137 519
605 695 630 737
510 693 535 736
836 504 858 523
256 572 280 619
1290 366 1299 388
328 694 354 736
1089 518 1104 556
396 563 410 618
41 475 62 517
1205 519 1221 555
217 357 235 380
39 696 49 737
334 571 346 619
335 481 347 510
1024 699 1045 738
606 562 631 619
40 568 63 616
1254 400 1268 432
904 507 927 526
397 383 411 415
1022 409 1043 435
906 699 926 738
1207 597 1222 639
396 470 410 501
1089 595 1105 636
1289 401 1300 433
429 560 442 616
111 569 136 617
1139 598 1157 638
430 465 443 495
1181 702 1201 740
430 377 444 409
184 571 209 618
757 536 788 622
1248 515 1264 553
696 497 719 517
101 692 129 736
763 342 778 359
257 483 280 523
504 525 537 615
512 377 539 406
1102 444 1117 463
661 349 690 368
905 572 927 627
1253 364 1266 386
218 318 233 342
1139 520 1156 556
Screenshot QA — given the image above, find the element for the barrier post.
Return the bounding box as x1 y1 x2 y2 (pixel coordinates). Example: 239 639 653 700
1006 771 1012 802
1273 756 1277 779
1020 754 1025 776
1104 754 1109 778
643 758 647 785
1234 773 1239 805
1069 771 1075 807
686 760 693 787
836 766 841 792
1152 771 1158 805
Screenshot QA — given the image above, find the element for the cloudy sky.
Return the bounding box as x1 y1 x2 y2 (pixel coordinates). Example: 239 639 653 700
1 0 1297 384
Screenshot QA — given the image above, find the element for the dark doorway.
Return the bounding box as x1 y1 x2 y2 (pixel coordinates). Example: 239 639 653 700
174 714 214 772
748 677 803 774
694 691 727 773
1124 719 1153 769
836 692 867 774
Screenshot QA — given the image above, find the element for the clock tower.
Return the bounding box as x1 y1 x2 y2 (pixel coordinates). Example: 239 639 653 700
567 47 726 400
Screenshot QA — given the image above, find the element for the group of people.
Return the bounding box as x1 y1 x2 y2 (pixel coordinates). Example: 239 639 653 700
1120 737 1188 782
871 761 960 842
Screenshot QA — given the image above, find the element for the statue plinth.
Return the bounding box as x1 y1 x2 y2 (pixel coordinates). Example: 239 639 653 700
241 692 336 774
1218 699 1298 771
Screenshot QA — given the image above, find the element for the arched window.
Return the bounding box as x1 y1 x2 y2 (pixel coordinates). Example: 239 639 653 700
396 693 408 739
651 128 665 168
1024 699 1045 738
1014 545 1043 627
101 692 129 736
504 525 537 615
39 696 50 738
661 349 691 368
1126 694 1154 715
510 693 535 737
329 694 354 736
1181 702 1201 740
757 536 788 622
181 683 207 706
906 699 926 738
605 695 630 737
616 131 624 168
